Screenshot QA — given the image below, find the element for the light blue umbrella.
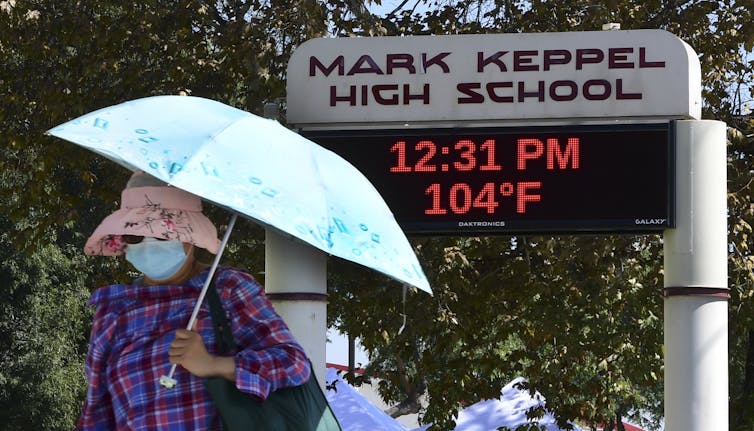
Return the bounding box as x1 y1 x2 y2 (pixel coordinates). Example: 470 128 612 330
48 95 431 385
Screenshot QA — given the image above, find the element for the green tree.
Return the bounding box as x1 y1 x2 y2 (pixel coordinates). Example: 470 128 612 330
727 116 754 431
0 217 93 429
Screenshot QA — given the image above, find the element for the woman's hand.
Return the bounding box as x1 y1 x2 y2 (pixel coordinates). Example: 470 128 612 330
168 329 236 381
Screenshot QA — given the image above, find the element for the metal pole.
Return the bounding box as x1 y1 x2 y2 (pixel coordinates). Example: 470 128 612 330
663 120 728 430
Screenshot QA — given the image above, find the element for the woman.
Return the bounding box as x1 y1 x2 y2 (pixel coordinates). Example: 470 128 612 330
78 171 311 430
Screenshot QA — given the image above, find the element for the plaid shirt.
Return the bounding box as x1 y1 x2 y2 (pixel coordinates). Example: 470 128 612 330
78 267 311 430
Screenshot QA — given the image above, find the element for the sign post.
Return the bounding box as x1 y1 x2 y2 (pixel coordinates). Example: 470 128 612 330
265 231 329 388
663 120 728 430
261 105 329 388
286 29 727 429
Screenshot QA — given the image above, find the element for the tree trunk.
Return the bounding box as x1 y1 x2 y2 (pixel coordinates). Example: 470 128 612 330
616 413 626 431
348 333 355 374
735 330 754 430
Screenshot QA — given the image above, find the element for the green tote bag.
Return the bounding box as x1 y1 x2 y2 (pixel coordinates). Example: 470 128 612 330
203 279 342 431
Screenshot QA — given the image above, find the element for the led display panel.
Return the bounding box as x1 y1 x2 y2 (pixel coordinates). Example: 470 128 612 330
303 124 673 234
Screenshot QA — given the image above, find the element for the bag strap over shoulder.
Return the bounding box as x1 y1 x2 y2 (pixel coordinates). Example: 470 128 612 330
202 272 344 431
205 277 236 354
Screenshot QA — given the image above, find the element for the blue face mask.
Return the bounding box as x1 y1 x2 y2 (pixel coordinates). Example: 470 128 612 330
125 238 188 282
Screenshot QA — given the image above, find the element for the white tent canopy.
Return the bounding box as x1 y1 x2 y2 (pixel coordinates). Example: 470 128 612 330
326 369 582 431
326 368 409 431
425 377 583 431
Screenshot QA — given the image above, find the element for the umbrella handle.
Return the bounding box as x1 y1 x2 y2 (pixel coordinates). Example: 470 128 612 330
160 213 239 388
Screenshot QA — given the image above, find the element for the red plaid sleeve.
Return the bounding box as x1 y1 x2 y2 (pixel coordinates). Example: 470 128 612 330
215 269 311 400
78 304 117 430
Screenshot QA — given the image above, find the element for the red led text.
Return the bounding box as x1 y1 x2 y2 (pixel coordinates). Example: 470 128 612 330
389 139 502 173
388 136 581 216
424 181 543 215
517 137 580 170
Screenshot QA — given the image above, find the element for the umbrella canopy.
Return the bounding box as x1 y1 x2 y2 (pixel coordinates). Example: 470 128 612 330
48 95 430 294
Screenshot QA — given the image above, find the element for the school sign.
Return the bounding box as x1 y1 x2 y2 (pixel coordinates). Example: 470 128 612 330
287 30 701 127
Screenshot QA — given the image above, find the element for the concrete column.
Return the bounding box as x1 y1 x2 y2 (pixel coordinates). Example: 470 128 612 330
265 230 329 388
663 120 728 431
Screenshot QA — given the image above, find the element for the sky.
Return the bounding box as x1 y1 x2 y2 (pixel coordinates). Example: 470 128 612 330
369 0 428 17
326 327 370 366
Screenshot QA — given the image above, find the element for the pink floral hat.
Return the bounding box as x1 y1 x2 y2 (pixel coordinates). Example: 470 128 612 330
85 171 222 256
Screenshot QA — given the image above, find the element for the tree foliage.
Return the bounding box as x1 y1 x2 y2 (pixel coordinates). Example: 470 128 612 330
727 116 754 431
1 0 753 430
0 216 93 429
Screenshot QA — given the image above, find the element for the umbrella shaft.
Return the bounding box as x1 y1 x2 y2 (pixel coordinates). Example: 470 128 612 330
185 213 238 331
164 213 238 383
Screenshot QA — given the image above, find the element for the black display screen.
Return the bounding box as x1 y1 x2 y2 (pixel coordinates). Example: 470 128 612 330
304 124 674 234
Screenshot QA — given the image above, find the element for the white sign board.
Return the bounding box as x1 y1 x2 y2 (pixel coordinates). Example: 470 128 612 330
287 30 701 127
